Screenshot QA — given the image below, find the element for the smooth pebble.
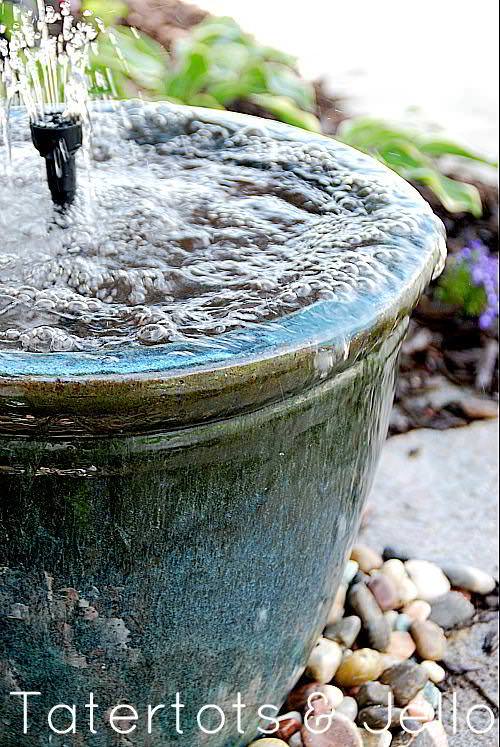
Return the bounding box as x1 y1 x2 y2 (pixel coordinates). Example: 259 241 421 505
405 561 451 602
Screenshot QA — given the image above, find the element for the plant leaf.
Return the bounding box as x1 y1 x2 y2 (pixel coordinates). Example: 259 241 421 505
251 94 321 132
419 138 497 166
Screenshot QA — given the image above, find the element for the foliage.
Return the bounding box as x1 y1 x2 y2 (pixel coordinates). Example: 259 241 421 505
89 15 320 132
338 118 496 216
438 242 499 329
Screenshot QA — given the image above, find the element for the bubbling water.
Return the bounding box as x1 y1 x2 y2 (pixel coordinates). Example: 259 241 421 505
0 101 445 353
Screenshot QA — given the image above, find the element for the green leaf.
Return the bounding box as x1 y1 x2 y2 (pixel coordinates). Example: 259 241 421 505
425 173 483 217
92 27 168 93
81 0 128 24
265 63 315 111
251 94 321 132
165 46 210 101
419 138 497 167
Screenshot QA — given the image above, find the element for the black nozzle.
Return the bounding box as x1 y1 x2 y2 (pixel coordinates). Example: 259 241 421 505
31 113 83 207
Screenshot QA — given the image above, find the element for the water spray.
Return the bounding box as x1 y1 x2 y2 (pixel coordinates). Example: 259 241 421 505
30 111 82 206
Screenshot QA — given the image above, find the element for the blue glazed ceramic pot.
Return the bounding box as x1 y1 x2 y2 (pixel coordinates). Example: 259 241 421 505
0 103 445 746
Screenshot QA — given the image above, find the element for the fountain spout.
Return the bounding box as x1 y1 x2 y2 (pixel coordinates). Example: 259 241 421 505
30 112 83 207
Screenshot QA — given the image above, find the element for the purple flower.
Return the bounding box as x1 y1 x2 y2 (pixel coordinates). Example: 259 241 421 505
455 241 499 330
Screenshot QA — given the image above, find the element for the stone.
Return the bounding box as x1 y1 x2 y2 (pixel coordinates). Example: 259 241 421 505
422 681 442 709
324 616 362 648
380 662 429 706
380 560 418 607
360 731 393 747
405 694 435 723
249 741 288 746
403 601 431 623
344 560 361 585
368 574 400 611
366 618 392 653
385 611 399 629
288 683 325 712
348 583 391 651
394 614 412 632
398 578 419 606
320 685 345 709
383 546 411 562
305 638 343 683
351 545 384 573
411 621 447 662
459 396 498 420
335 649 384 688
337 696 359 721
405 720 448 746
358 706 403 730
386 631 416 661
327 584 348 624
289 734 304 747
275 712 303 740
442 618 497 674
420 661 446 684
441 563 497 595
302 712 363 747
428 591 475 630
357 681 392 708
405 561 451 602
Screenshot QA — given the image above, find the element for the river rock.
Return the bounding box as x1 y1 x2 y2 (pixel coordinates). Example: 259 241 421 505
324 616 362 648
406 720 448 746
351 545 384 573
288 683 324 711
428 591 475 630
403 601 431 623
289 734 304 747
306 638 343 683
394 614 412 632
335 649 383 688
337 696 359 721
249 740 288 746
366 618 392 652
380 560 418 606
327 584 348 624
302 712 363 747
420 661 446 684
405 561 451 602
385 611 399 629
368 573 400 611
386 631 416 660
405 693 435 723
344 560 361 585
411 621 447 661
276 712 302 740
360 731 393 747
380 662 429 706
357 681 392 708
358 706 403 730
441 563 496 595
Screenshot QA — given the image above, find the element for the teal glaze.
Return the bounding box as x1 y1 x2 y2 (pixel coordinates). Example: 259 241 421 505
1 325 402 746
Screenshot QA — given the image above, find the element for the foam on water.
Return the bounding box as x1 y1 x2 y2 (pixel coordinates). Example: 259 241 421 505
0 102 446 354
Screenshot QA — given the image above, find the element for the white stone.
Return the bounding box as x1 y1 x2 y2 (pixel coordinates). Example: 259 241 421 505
305 638 343 683
421 660 446 683
359 728 393 746
441 564 496 595
405 560 451 602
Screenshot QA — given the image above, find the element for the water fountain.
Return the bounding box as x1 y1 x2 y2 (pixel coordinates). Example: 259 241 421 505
0 5 446 745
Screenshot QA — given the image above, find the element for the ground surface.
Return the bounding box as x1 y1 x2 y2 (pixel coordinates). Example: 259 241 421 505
362 421 499 746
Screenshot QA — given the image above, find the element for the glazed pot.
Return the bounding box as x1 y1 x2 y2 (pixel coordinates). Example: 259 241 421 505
0 103 445 746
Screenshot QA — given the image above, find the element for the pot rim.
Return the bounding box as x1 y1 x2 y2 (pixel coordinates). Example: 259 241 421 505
0 103 445 433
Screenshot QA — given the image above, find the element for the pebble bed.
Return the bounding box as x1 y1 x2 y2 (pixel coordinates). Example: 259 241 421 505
249 545 498 747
